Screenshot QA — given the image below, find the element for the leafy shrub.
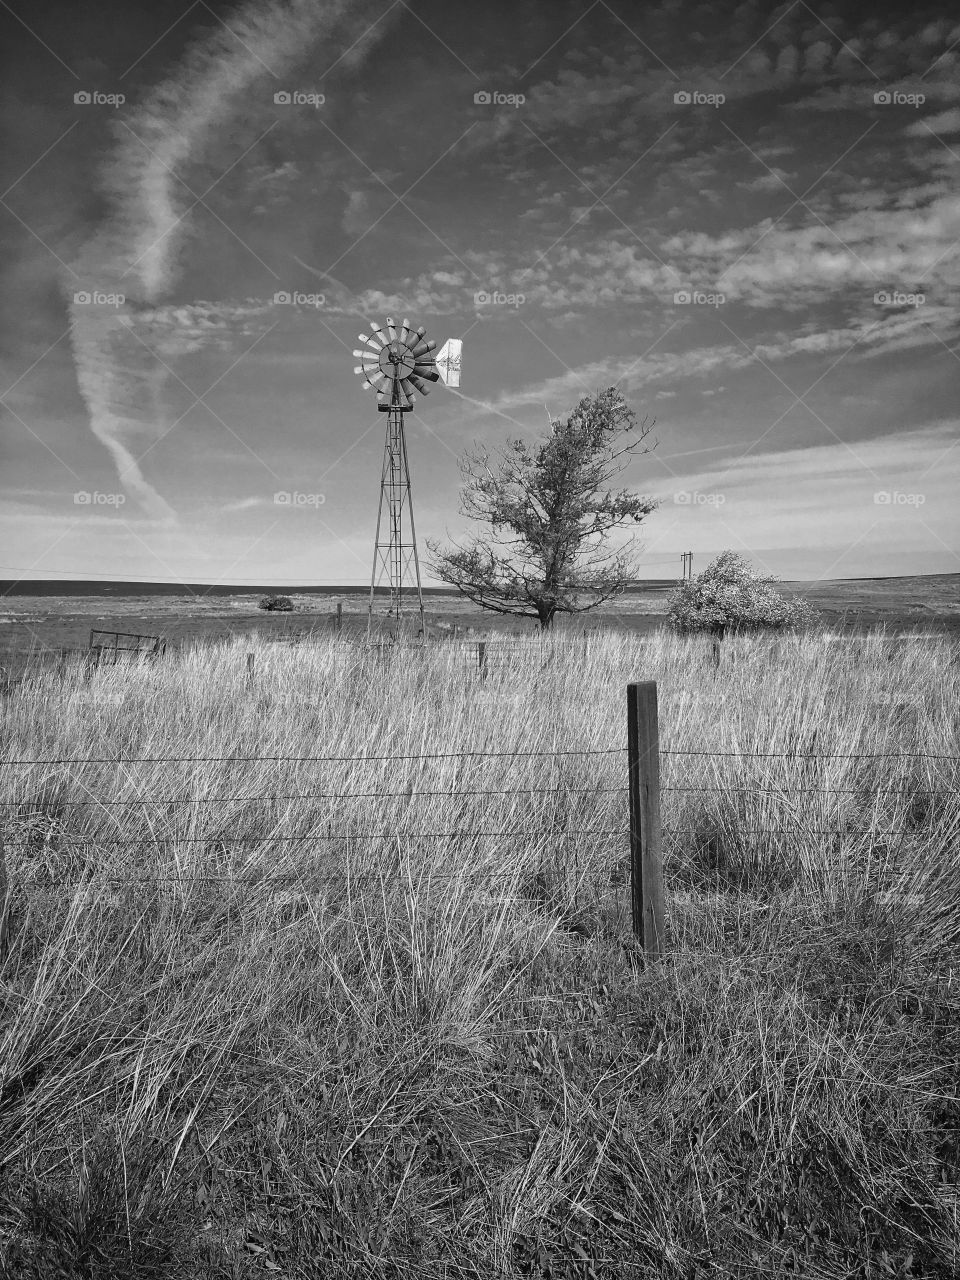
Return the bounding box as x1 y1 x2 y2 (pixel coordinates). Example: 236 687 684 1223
668 550 818 636
259 594 294 612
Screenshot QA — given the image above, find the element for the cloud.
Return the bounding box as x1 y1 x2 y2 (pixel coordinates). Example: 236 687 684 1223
739 168 794 193
219 495 271 512
66 0 401 520
491 306 957 414
527 190 960 314
650 421 959 567
904 107 960 137
134 299 273 357
341 188 370 237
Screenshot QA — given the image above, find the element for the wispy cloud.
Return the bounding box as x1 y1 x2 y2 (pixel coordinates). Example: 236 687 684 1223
66 0 400 520
904 107 960 137
490 306 956 413
219 495 272 512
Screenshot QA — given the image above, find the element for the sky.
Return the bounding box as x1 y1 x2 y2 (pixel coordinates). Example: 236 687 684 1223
0 0 958 587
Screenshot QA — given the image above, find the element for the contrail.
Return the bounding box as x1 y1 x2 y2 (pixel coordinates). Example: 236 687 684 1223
291 256 372 322
67 0 399 520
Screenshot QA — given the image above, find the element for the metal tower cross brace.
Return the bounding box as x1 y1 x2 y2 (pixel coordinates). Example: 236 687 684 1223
368 400 424 643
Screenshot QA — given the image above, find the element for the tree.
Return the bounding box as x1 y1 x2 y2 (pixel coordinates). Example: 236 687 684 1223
427 388 659 630
259 594 294 612
667 551 818 637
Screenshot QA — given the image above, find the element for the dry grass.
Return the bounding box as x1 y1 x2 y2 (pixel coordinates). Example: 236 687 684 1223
0 629 958 1279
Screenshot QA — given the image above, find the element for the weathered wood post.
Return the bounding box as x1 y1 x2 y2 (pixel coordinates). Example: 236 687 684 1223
0 816 10 959
246 651 255 686
477 641 488 681
709 624 725 670
627 681 665 960
336 602 343 635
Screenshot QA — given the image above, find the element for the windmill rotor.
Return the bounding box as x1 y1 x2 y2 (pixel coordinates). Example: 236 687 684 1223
355 316 441 411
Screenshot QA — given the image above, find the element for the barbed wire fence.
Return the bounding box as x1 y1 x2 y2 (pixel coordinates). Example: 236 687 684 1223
1 699 957 959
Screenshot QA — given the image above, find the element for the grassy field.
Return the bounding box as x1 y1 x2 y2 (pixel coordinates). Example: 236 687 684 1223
1 630 959 1278
1 573 958 681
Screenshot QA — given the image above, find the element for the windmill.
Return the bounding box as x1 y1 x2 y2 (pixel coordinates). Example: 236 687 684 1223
354 319 461 643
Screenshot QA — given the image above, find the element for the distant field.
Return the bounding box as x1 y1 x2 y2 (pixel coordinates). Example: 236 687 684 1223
0 573 957 675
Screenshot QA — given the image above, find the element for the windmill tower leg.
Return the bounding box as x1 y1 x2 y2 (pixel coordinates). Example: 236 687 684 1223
367 404 425 644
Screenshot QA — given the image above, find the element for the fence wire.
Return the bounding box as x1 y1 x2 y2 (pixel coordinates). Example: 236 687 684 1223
2 747 957 768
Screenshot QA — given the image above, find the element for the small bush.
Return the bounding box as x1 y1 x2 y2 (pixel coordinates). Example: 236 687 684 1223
668 550 818 636
259 594 294 612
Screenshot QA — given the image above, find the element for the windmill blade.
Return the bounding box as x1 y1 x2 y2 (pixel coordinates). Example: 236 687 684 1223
399 318 411 344
366 370 386 386
414 363 440 382
411 338 436 357
353 349 376 359
386 317 398 343
408 374 431 395
361 323 386 348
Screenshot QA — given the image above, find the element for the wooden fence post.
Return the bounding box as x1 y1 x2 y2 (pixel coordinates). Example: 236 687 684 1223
246 652 255 686
712 638 720 669
336 602 343 635
477 641 488 681
627 681 665 959
0 817 9 959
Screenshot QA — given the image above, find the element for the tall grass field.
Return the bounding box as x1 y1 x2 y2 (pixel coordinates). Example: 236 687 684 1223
1 630 958 1278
